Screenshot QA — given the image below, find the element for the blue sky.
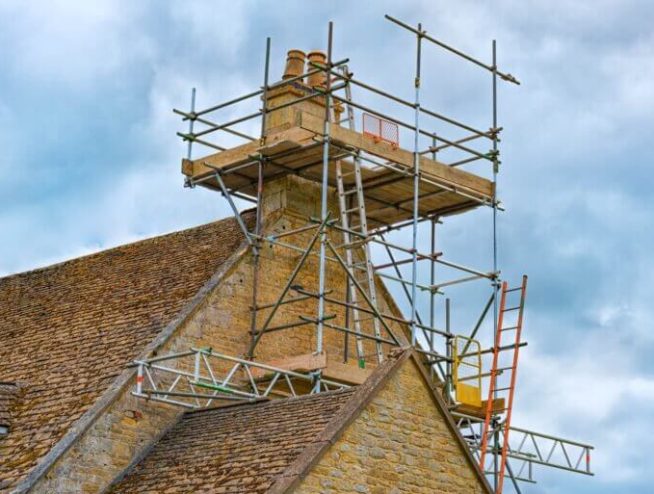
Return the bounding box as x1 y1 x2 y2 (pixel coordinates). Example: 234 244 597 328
1 1 652 492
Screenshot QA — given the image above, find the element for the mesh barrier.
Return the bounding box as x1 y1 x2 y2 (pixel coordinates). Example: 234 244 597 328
362 112 399 148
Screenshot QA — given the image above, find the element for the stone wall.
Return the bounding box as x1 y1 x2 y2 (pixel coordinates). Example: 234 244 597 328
293 358 487 494
175 174 408 371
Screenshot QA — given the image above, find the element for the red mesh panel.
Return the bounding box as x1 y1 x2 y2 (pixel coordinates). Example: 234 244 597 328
362 113 399 148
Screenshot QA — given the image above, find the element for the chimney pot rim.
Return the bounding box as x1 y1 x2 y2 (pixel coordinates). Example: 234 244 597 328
307 50 327 58
287 49 306 58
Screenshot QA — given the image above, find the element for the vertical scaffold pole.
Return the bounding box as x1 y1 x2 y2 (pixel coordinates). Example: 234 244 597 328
429 217 436 353
317 22 334 358
260 37 271 144
249 37 271 358
410 23 423 346
429 135 438 380
187 87 196 159
445 297 452 402
491 38 500 493
429 135 437 355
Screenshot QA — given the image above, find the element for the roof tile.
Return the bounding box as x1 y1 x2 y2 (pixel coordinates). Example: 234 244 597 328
110 389 356 494
0 382 22 430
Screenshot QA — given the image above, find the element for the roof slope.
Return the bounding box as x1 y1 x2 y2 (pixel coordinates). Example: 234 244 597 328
109 349 491 494
109 389 357 494
0 383 22 431
0 213 253 490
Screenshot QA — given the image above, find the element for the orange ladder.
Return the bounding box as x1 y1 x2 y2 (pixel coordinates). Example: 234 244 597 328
479 275 528 493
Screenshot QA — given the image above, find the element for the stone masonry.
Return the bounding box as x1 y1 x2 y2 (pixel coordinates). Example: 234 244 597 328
294 358 487 494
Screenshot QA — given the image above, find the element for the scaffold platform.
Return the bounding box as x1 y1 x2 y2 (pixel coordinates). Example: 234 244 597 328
183 110 495 227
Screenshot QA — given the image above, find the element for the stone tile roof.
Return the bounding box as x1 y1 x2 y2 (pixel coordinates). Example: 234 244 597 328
0 213 253 490
0 383 22 430
109 389 357 494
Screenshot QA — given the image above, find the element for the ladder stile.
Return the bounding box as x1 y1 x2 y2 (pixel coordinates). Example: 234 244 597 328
478 275 528 493
335 159 366 363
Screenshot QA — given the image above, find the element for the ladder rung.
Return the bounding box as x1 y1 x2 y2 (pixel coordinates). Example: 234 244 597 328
496 366 515 372
494 386 513 392
503 306 521 312
344 207 359 214
500 326 519 331
505 287 523 293
343 189 358 196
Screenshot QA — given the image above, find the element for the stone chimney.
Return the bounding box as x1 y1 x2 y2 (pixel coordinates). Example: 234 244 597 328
263 49 343 135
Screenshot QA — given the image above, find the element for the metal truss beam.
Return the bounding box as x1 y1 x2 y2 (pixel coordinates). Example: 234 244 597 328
453 412 594 485
133 348 349 409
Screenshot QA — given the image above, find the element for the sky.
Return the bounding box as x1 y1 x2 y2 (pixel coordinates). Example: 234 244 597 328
1 1 653 492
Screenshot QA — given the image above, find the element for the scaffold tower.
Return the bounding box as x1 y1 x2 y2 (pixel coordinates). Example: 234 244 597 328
129 15 594 493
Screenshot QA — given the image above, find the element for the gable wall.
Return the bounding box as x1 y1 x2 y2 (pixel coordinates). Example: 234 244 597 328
293 359 487 494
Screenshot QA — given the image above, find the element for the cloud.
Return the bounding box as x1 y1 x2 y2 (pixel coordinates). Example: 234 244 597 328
1 1 653 492
0 0 152 89
516 327 654 488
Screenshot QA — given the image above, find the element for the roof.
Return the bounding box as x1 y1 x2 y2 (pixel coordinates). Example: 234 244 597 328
0 383 22 430
0 213 254 490
109 389 357 494
109 349 492 494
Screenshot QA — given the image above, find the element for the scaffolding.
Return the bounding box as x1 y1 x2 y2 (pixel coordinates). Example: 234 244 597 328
128 14 595 493
133 348 349 408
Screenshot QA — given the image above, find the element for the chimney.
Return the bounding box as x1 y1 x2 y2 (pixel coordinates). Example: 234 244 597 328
282 49 306 80
264 48 342 136
306 50 327 88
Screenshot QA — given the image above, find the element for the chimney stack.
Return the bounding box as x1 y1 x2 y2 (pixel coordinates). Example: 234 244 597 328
282 49 306 80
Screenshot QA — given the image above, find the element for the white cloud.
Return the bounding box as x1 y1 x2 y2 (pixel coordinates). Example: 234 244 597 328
602 33 654 119
516 332 654 485
0 0 153 88
1 2 653 492
167 1 251 62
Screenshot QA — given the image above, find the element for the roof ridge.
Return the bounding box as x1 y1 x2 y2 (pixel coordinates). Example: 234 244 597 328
0 211 256 281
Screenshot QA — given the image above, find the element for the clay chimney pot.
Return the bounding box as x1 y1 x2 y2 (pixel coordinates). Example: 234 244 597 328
283 49 306 80
306 50 327 88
